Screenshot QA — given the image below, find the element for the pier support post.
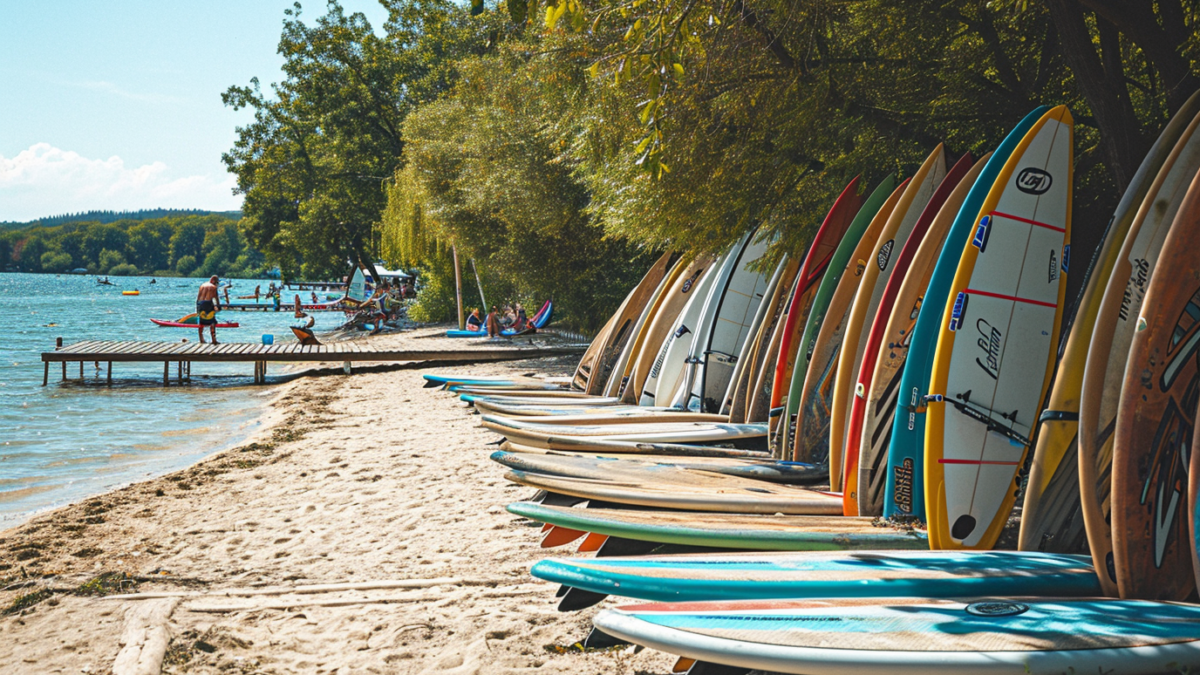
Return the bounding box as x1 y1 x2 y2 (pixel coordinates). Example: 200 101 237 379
163 362 169 386
58 337 65 381
107 362 112 385
43 362 49 386
177 361 183 382
79 361 83 379
343 361 352 375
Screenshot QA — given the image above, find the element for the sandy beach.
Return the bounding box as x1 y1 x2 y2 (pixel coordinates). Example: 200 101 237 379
0 328 676 675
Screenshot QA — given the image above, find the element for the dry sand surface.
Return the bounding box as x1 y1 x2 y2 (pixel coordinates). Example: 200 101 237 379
0 329 679 675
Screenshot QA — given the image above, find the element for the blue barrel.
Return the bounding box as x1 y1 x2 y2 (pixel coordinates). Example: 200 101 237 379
262 334 274 345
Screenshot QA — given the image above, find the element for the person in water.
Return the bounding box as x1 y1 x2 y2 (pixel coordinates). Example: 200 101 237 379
254 284 261 302
223 285 231 305
466 308 483 331
196 275 222 344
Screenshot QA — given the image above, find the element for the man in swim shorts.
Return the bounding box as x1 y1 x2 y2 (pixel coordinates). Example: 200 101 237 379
196 275 222 344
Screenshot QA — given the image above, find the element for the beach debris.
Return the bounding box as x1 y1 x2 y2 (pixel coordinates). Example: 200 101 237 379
111 597 178 675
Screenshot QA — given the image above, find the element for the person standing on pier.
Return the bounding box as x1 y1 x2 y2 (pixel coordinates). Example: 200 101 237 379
196 276 222 345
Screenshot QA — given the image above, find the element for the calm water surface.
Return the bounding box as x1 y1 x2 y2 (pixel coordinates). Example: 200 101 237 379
0 272 347 526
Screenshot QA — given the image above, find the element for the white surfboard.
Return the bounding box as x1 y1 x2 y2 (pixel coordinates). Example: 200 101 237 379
639 253 725 406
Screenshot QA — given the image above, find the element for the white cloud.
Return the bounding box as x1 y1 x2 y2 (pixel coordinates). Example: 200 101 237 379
0 143 242 222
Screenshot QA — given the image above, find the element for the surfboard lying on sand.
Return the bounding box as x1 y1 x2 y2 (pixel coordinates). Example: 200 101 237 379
507 502 927 551
532 550 1100 603
491 450 826 484
504 470 842 514
483 419 768 451
594 597 1200 675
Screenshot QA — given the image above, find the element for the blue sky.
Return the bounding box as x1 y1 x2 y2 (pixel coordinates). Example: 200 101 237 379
0 0 390 221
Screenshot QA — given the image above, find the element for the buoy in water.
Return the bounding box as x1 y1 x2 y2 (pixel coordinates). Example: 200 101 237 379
122 290 139 296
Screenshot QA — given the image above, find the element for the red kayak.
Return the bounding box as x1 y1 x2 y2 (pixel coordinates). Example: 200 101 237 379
150 318 240 329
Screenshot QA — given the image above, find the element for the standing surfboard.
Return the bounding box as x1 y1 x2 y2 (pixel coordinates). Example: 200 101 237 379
572 313 617 391
585 251 679 394
640 254 725 406
768 180 865 445
781 176 898 463
836 147 946 513
1192 394 1200 594
594 597 1200 675
1078 102 1200 594
793 178 905 478
853 154 980 517
1111 173 1200 601
624 256 714 404
744 270 798 423
605 254 689 397
925 106 1073 551
883 106 1048 521
725 255 799 422
1020 91 1200 557
678 233 771 412
649 239 746 406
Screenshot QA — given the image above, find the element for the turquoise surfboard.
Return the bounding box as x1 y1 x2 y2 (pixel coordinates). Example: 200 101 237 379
531 550 1100 603
595 597 1200 675
883 106 1050 519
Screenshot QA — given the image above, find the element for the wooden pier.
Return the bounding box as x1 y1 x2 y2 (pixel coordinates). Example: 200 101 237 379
42 338 585 386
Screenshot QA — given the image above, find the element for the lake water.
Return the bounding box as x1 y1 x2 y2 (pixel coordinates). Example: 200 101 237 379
0 272 348 527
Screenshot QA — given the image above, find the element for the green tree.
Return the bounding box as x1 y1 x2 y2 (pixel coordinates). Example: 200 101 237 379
97 249 127 274
40 251 73 273
82 224 128 267
175 255 199 277
169 220 207 268
127 221 172 272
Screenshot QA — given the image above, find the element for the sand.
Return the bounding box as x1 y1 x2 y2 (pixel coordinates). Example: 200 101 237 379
0 328 678 675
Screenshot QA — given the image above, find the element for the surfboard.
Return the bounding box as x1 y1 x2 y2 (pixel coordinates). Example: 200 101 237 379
491 412 728 426
584 252 679 394
482 418 767 450
571 312 616 392
643 251 729 406
1018 91 1200 558
423 373 571 387
491 450 826 484
725 255 797 422
507 502 926 550
836 146 947 514
472 401 683 417
794 178 905 479
1078 101 1200 596
769 179 866 443
533 550 1099 603
606 255 690 398
853 153 981 517
743 261 801 423
452 387 600 398
594 598 1200 675
883 106 1049 521
151 318 240 328
624 257 715 404
501 438 770 459
925 106 1073 551
1111 176 1200 601
782 176 898 462
505 470 842 514
1192 394 1200 594
677 234 771 413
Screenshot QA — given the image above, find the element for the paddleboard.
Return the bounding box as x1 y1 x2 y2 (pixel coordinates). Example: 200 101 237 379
884 106 1049 520
1111 176 1200 601
925 106 1073 550
594 597 1200 675
505 470 842 514
150 318 240 329
836 146 946 513
1019 92 1200 557
1078 100 1200 596
534 550 1099 603
853 153 981 517
507 502 926 550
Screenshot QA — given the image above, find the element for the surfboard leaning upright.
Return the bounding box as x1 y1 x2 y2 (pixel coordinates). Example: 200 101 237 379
882 106 1049 521
924 105 1073 551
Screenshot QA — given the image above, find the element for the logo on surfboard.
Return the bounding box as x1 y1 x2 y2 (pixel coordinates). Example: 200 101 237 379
975 318 1003 381
877 240 894 270
1016 167 1053 195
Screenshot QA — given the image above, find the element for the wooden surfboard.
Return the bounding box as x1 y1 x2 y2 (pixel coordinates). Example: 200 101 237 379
645 250 730 406
769 179 866 447
1111 172 1200 601
836 146 946 514
500 438 770 459
925 106 1073 551
506 502 928 550
505 469 842 514
727 255 799 422
793 177 906 480
1192 393 1200 594
852 153 981 517
490 450 826 484
606 254 690 397
746 267 800 423
1019 91 1200 558
1078 101 1200 595
883 107 1049 521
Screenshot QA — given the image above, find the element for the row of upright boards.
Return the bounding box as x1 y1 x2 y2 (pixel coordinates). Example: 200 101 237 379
424 99 1200 674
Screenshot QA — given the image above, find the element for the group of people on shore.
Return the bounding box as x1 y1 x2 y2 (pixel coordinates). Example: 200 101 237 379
466 303 529 337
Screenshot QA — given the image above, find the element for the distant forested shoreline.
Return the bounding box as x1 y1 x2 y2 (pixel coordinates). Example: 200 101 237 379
1 213 270 278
